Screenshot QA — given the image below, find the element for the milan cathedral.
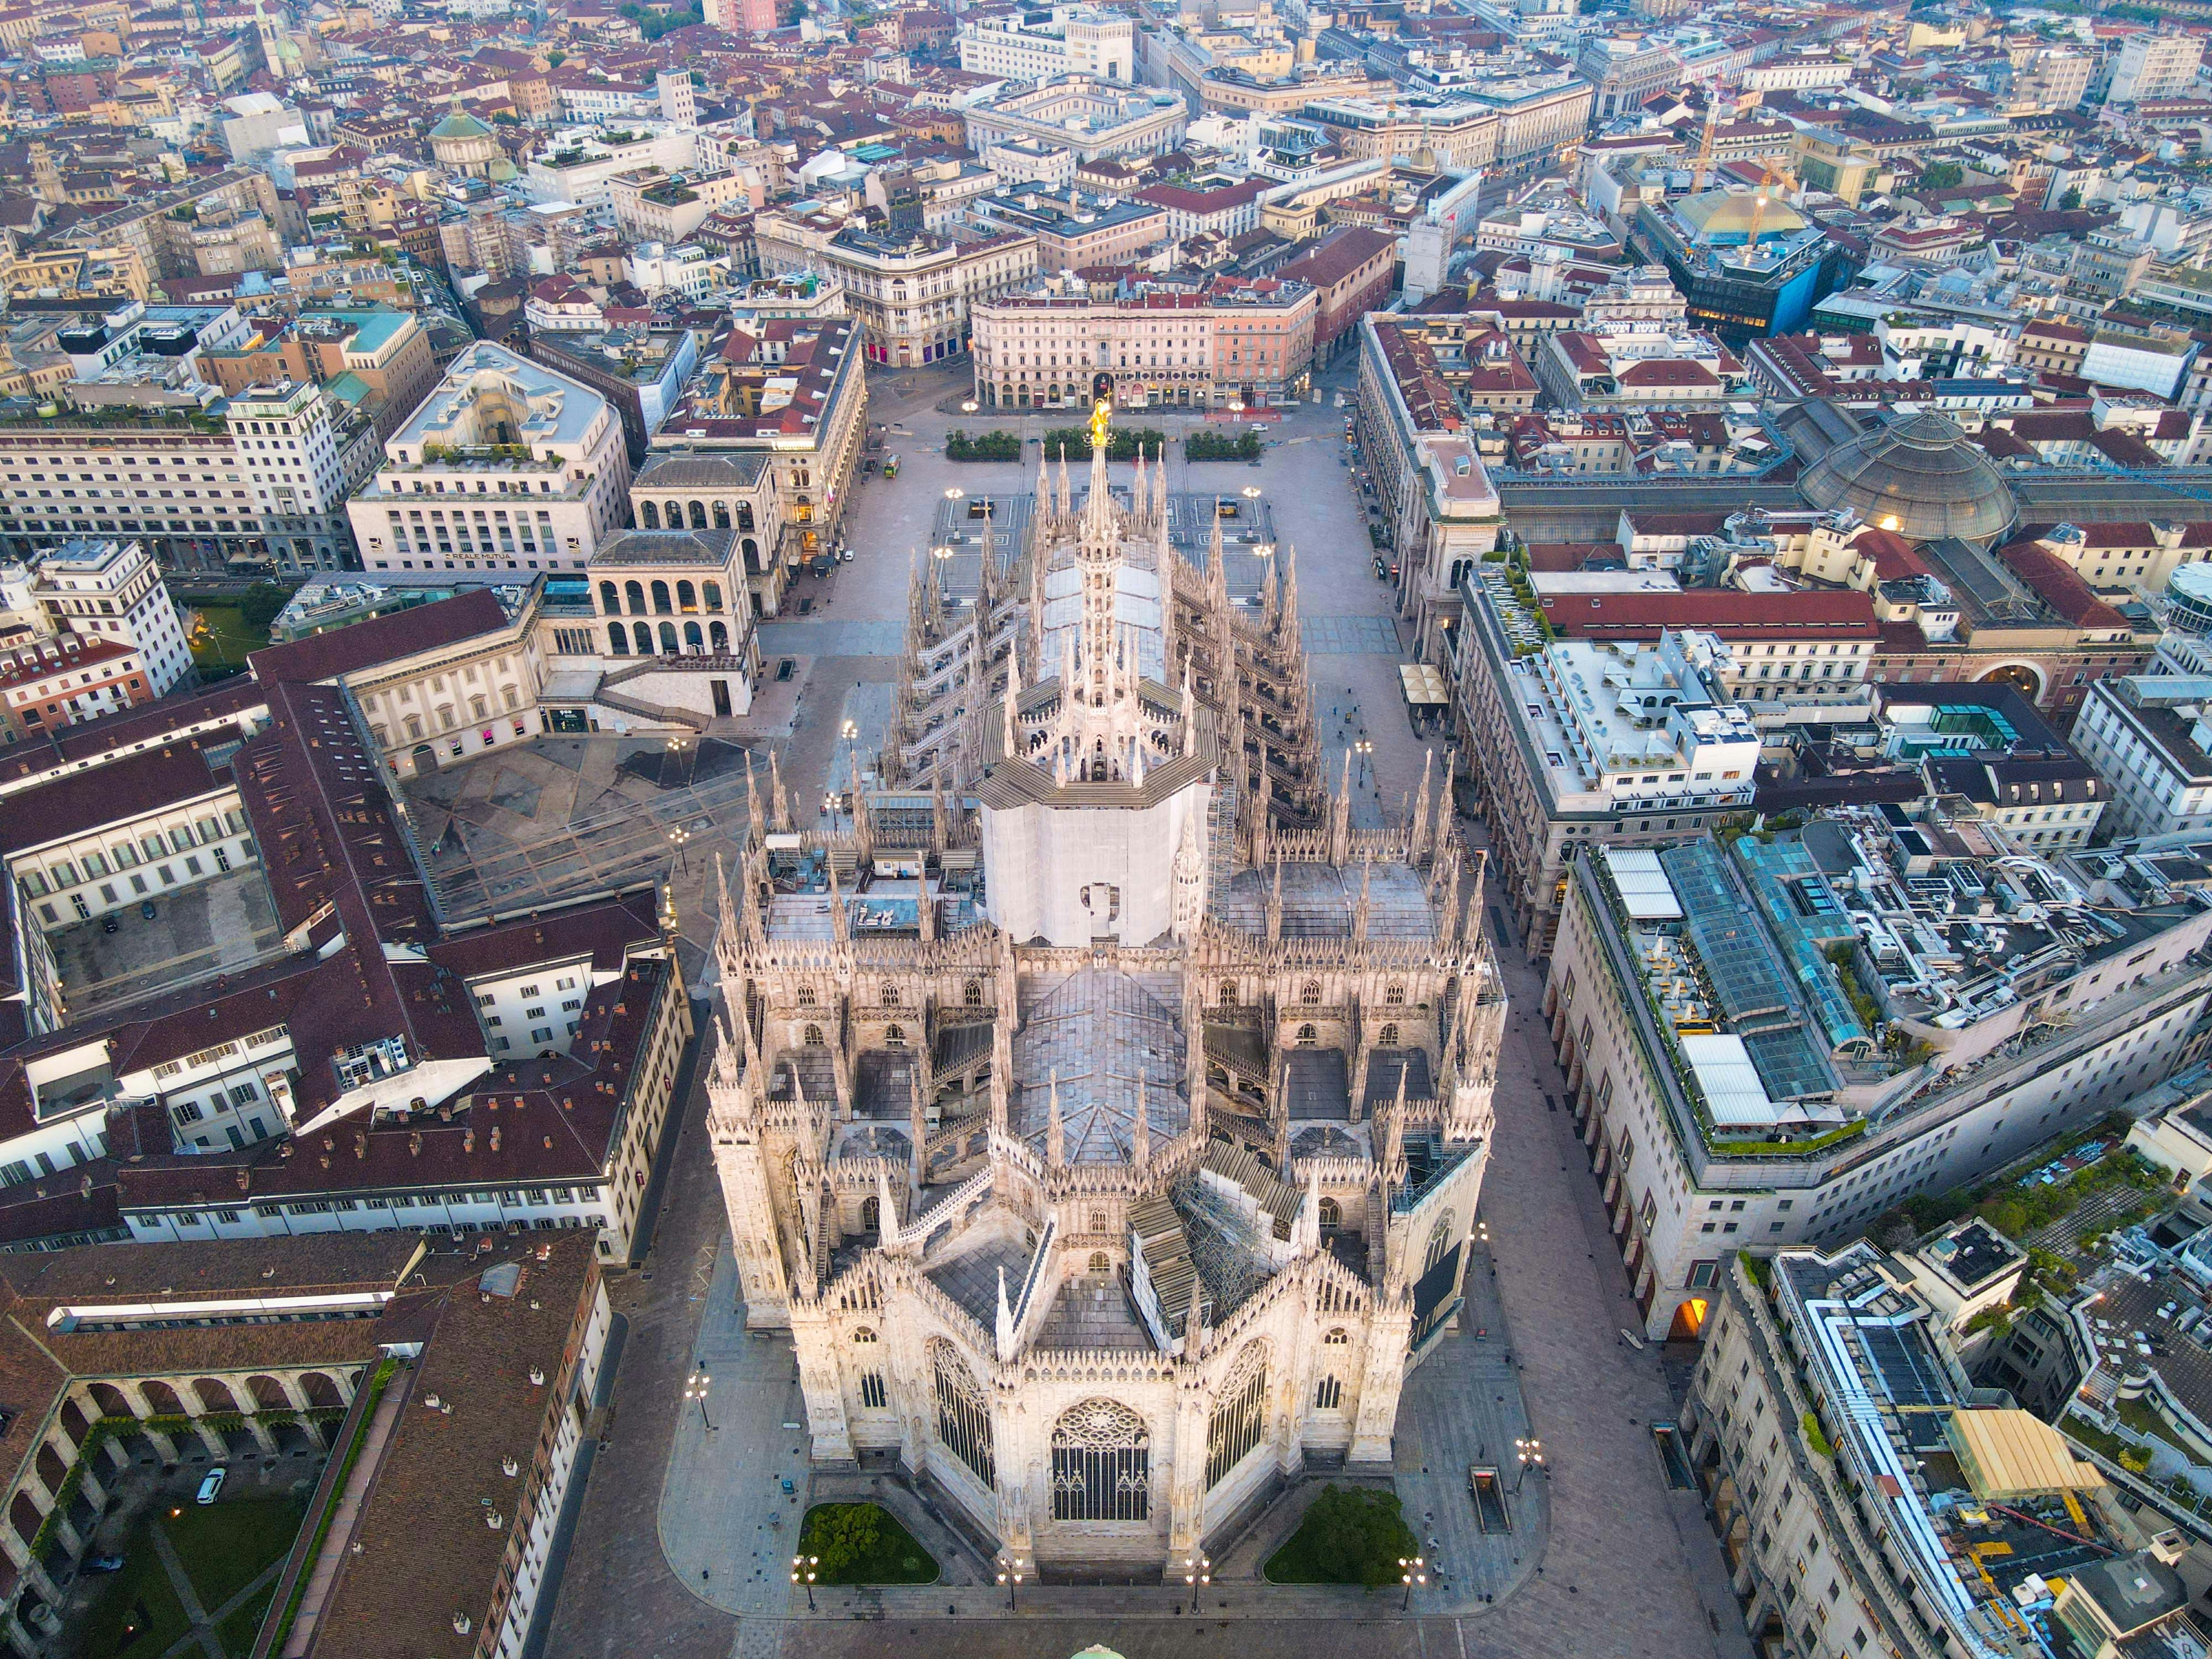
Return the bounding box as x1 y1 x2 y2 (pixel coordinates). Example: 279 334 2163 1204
705 437 1506 1577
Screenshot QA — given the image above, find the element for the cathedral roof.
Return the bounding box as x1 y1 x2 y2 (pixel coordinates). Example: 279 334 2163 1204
1011 964 1187 1165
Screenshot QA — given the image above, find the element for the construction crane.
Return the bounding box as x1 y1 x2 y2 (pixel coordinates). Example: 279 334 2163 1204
1693 77 1741 191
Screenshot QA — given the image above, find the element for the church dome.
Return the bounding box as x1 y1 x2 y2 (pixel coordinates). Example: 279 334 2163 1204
1797 408 2018 546
429 109 494 141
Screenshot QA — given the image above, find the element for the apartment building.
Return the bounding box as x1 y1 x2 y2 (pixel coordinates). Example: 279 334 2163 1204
1354 313 1507 668
0 638 153 745
1682 1244 2192 1659
972 273 1317 411
958 6 1135 83
2071 670 2212 841
968 186 1167 272
200 309 439 444
2109 29 2205 102
225 379 380 573
648 317 867 609
963 79 1189 164
1543 818 2212 1339
0 538 193 698
1276 227 1397 366
348 342 630 576
1535 327 1743 410
755 212 1037 369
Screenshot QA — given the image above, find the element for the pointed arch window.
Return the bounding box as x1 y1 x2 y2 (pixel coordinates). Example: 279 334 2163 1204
931 1339 994 1486
1206 1341 1268 1490
1052 1399 1150 1521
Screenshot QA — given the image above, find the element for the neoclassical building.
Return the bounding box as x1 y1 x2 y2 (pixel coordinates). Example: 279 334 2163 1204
707 441 1506 1577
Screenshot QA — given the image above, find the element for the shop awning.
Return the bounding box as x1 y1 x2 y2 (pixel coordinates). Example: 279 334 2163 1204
1399 663 1450 706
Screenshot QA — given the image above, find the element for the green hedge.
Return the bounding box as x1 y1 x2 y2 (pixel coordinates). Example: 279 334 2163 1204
1040 425 1167 462
943 428 1021 461
1264 1485 1419 1587
1186 430 1262 461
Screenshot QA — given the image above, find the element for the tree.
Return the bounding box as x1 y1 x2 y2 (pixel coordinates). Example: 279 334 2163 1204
802 1504 881 1578
1291 1486 1418 1587
546 48 566 64
1918 161 1963 191
2060 187 2083 211
239 583 294 632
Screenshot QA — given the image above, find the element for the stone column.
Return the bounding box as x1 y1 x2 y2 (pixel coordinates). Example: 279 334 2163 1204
0 1531 60 1623
70 1456 106 1513
278 1375 312 1411
244 1415 279 1455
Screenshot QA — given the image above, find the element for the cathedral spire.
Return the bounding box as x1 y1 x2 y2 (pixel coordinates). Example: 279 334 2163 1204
769 749 792 832
1036 444 1051 524
826 851 848 943
1183 1271 1206 1358
1266 852 1284 944
1180 663 1195 750
1173 797 1206 942
1331 747 1352 865
1056 444 1071 519
977 511 997 614
1411 748 1434 862
1131 1072 1149 1168
1354 851 1374 942
995 1263 1017 1361
1003 646 1020 755
1047 1069 1065 1167
1206 505 1225 613
908 1062 927 1187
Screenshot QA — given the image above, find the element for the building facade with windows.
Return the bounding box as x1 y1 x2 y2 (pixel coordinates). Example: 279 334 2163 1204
958 6 1135 82
1541 821 2212 1340
971 275 1317 413
755 213 1039 369
649 318 868 600
347 341 630 576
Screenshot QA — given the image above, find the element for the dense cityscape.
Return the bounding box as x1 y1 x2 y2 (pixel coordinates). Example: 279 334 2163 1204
20 0 2212 1657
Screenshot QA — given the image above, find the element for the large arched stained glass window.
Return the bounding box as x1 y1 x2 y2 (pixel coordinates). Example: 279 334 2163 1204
1206 1340 1268 1489
931 1339 994 1487
1051 1399 1150 1521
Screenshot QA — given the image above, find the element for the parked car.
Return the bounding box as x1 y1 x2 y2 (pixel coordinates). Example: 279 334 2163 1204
196 1468 226 1505
138 901 157 921
101 917 118 935
82 1554 125 1574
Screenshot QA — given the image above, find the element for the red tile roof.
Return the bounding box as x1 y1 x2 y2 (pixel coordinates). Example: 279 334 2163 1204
1540 588 1879 641
1993 539 2132 630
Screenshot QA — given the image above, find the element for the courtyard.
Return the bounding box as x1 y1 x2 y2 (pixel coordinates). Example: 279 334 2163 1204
46 870 284 1019
54 1432 326 1659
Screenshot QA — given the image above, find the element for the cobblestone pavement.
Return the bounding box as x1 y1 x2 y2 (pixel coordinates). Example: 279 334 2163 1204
541 362 1754 1659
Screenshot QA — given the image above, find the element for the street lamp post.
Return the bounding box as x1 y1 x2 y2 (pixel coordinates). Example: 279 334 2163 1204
667 826 691 875
684 1368 715 1431
791 1553 818 1611
823 791 840 833
1183 1553 1210 1593
1399 1555 1426 1612
997 1550 1026 1610
1514 1437 1546 1493
1355 739 1374 789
